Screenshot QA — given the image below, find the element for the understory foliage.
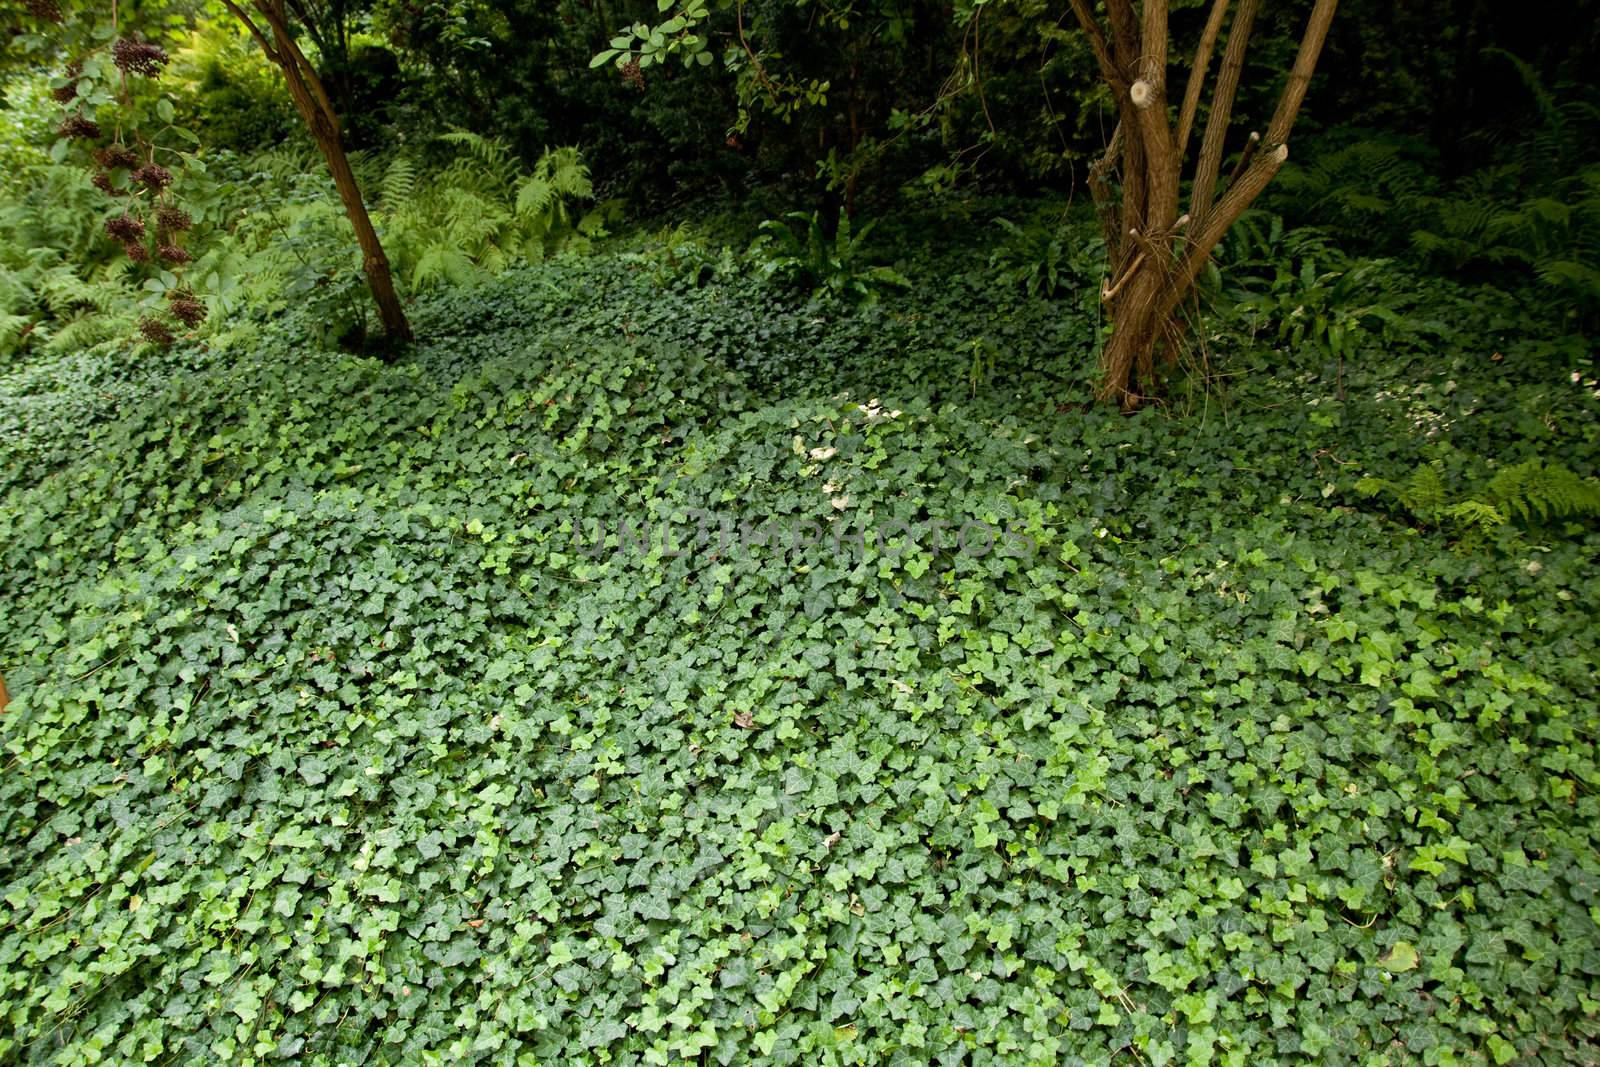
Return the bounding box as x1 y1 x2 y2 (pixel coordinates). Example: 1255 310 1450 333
1 222 1597 1064
0 89 600 355
750 211 910 304
0 81 142 356
378 133 602 288
1358 459 1600 541
1268 58 1600 330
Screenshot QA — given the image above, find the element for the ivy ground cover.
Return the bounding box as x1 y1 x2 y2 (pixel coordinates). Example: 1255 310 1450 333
1 241 1598 1065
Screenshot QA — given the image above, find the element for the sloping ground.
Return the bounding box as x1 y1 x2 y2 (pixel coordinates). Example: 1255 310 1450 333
1 246 1597 1064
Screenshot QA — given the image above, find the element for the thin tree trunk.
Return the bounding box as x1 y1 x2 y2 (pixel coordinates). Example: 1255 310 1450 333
1175 0 1230 157
0 673 8 715
222 0 413 346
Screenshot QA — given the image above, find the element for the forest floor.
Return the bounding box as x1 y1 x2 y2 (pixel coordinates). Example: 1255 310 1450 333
1 214 1597 1063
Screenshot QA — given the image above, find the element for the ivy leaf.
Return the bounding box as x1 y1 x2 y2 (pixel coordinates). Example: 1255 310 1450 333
1380 941 1420 973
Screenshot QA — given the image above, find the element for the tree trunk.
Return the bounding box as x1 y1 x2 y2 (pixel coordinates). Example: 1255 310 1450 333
0 673 8 716
1071 0 1337 408
223 0 413 347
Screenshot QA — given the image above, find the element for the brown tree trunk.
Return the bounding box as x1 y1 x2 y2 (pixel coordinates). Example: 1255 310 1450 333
222 0 413 347
1070 0 1337 409
0 673 8 716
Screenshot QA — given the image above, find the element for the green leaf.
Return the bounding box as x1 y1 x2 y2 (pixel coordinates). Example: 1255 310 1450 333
1380 941 1419 973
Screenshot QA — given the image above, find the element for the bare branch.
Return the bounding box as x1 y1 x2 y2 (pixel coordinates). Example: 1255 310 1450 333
1087 121 1124 248
1139 0 1168 86
1175 0 1229 159
1101 250 1147 303
1131 79 1179 230
1170 143 1288 317
1105 0 1140 76
1265 0 1339 146
1066 0 1128 95
1224 130 1260 188
254 0 343 139
1188 0 1259 231
219 0 281 64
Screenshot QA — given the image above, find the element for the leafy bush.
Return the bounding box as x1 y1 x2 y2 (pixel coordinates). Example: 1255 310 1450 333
168 18 295 152
0 77 143 358
988 214 1086 298
1214 216 1416 363
1270 59 1600 331
751 211 910 303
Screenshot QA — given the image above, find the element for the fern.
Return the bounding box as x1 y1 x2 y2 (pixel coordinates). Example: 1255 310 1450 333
1357 459 1600 542
1481 460 1600 523
378 138 596 291
378 157 418 211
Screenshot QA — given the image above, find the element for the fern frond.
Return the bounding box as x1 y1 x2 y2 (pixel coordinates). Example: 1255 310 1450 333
1481 460 1600 522
379 157 418 210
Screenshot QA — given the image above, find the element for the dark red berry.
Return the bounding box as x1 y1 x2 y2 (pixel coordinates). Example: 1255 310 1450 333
132 163 173 190
168 294 207 327
24 0 64 22
94 144 141 170
112 37 169 78
59 114 100 140
105 214 146 241
155 205 193 232
138 317 174 345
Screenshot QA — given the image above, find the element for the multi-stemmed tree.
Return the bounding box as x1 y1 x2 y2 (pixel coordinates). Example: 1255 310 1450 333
594 0 1338 407
1071 0 1339 407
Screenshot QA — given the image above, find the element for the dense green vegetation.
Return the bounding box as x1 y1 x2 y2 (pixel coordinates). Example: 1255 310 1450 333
1 0 1598 1063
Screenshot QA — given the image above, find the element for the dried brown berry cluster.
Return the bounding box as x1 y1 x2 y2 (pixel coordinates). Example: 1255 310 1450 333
112 37 168 77
23 0 63 22
157 243 191 265
132 162 172 190
167 292 206 327
155 205 193 232
105 214 145 242
52 60 82 102
621 58 645 90
91 172 123 196
59 114 100 139
94 144 141 170
137 317 174 346
123 240 149 262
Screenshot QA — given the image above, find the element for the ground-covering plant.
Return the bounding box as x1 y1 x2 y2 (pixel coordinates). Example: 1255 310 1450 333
0 212 1596 1064
750 211 910 304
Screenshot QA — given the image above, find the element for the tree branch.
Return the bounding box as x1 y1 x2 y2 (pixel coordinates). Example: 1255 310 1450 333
1265 0 1339 146
219 0 281 64
1169 143 1288 318
1175 0 1229 159
253 0 342 139
1138 0 1168 85
1131 78 1179 231
1104 0 1140 77
1066 0 1127 95
1188 0 1259 231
